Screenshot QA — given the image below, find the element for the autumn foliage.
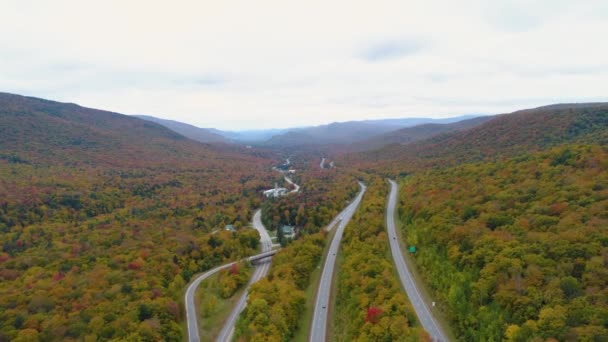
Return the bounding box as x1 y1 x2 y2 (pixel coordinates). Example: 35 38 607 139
349 103 608 176
235 233 325 340
230 263 239 275
2 93 607 341
333 179 425 341
398 144 608 341
365 307 383 324
0 93 275 341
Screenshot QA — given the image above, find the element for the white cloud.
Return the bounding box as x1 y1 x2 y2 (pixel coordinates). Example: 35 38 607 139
1 0 607 130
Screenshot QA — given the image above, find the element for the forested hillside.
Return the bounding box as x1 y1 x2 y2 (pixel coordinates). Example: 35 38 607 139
351 116 493 152
135 115 229 144
3 92 607 341
0 93 271 169
398 144 608 341
333 103 608 341
0 94 275 341
352 103 608 174
236 104 608 341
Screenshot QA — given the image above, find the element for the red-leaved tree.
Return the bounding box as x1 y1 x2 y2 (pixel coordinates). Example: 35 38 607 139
365 306 383 324
230 263 239 275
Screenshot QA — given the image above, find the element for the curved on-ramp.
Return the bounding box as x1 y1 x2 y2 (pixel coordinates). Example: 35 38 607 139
386 179 449 342
185 261 235 342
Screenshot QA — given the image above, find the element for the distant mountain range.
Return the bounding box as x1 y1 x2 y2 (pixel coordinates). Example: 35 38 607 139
134 115 290 143
209 128 290 143
262 115 483 146
4 91 491 156
135 113 489 148
357 102 608 172
350 116 495 151
8 91 602 166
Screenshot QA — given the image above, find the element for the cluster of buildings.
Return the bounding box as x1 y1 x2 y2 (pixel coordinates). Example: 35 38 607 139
263 182 289 198
264 159 298 198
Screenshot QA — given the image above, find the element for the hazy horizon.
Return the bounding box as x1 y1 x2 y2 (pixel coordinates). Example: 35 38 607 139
134 111 490 132
2 1 607 130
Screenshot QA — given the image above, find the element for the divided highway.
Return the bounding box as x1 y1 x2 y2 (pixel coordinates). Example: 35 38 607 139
323 187 365 233
186 180 367 342
386 180 449 342
309 181 366 342
185 210 273 342
216 210 273 342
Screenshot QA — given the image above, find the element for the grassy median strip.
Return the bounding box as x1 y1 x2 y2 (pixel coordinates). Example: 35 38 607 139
233 233 325 341
332 178 426 341
195 262 252 341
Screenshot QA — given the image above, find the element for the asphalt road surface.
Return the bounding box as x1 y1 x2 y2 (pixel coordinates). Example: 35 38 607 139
387 179 448 342
185 262 235 342
185 210 273 342
309 181 366 342
216 210 273 342
324 187 364 233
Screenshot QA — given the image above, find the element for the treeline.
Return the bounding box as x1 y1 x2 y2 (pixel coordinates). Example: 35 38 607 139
398 144 608 341
235 233 326 340
333 178 426 341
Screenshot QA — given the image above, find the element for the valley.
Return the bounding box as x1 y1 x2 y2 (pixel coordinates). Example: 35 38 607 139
1 94 606 342
3 3 607 341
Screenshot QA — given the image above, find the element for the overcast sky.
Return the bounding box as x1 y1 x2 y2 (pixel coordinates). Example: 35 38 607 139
1 1 607 130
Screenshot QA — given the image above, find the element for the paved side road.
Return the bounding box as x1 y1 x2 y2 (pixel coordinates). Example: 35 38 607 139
284 176 300 193
216 210 273 342
309 181 366 342
386 179 448 342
